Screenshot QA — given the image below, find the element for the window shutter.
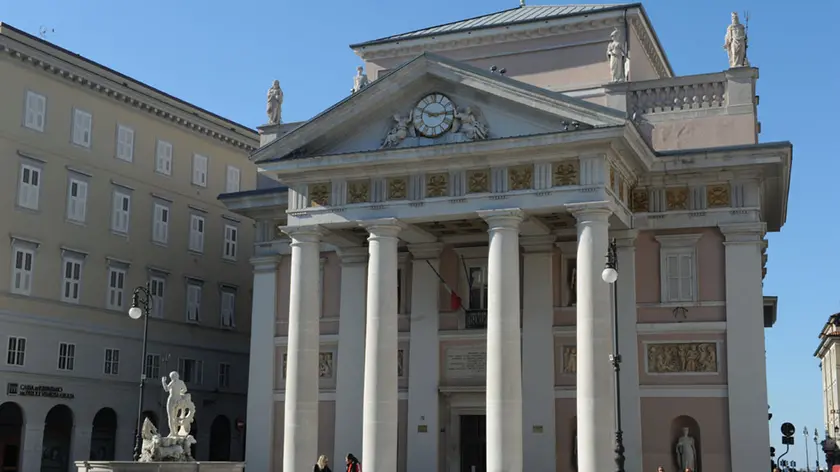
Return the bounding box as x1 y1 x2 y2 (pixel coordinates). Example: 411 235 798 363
679 254 693 300
112 194 121 230
226 166 240 193
197 218 204 249
76 181 87 221
665 254 680 301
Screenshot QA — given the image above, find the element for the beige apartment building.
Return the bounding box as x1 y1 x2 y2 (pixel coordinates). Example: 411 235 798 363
0 23 258 472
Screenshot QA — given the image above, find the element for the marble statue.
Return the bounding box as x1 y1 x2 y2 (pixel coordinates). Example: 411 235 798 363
675 427 697 472
352 66 370 94
137 371 197 462
607 28 628 83
454 107 488 141
163 371 188 437
723 12 749 68
267 80 283 124
381 112 415 148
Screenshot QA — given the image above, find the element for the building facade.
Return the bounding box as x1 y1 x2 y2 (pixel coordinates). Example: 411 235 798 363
222 4 789 472
0 23 257 471
815 316 840 462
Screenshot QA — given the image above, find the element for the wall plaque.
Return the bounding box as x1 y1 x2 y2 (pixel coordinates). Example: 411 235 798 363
7 383 74 399
444 346 486 378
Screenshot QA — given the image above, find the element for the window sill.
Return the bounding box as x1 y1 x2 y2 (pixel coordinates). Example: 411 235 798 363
60 298 81 305
114 155 133 163
151 240 169 248
110 230 129 238
155 170 172 178
14 205 41 215
65 218 86 227
22 124 44 133
188 249 204 256
221 257 238 264
71 142 92 150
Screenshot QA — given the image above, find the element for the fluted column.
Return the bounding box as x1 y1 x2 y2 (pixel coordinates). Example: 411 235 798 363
334 247 368 463
361 219 403 471
568 203 614 472
477 208 525 472
282 226 323 472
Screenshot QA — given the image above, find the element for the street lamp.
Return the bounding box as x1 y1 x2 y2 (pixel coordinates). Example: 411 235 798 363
815 428 821 472
129 284 153 462
805 427 811 472
602 238 624 472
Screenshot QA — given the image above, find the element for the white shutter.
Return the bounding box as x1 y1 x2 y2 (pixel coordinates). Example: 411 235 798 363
153 204 169 243
73 110 92 147
187 285 201 321
665 254 680 302
25 92 46 131
221 292 235 327
678 254 694 300
117 126 134 161
68 179 88 222
19 165 41 210
156 141 173 175
193 155 208 186
190 216 205 252
226 166 240 193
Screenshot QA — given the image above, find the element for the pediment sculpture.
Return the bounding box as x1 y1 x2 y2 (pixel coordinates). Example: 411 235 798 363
138 371 198 462
380 93 490 148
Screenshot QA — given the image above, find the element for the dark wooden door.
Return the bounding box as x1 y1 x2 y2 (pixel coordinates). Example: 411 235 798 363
460 415 486 472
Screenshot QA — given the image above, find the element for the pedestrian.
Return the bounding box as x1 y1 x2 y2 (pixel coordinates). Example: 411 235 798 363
345 453 361 472
657 467 665 472
314 455 332 472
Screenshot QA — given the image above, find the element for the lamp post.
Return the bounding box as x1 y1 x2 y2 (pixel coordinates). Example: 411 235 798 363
815 428 821 471
128 284 153 462
805 427 811 472
601 238 625 472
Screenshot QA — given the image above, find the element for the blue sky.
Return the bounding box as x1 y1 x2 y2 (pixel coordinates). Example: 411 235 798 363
3 0 838 466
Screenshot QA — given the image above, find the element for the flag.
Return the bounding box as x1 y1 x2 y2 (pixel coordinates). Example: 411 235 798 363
425 260 463 312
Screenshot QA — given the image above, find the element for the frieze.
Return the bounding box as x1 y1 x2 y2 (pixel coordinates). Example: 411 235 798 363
508 165 533 191
426 173 449 198
308 183 330 206
646 342 718 374
388 177 408 200
467 169 490 194
666 187 689 211
706 184 730 208
347 180 370 204
552 161 579 187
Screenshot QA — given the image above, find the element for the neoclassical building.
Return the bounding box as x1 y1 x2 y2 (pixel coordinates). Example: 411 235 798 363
221 4 789 472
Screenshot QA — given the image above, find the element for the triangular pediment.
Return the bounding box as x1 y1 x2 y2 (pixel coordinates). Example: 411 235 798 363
252 53 626 163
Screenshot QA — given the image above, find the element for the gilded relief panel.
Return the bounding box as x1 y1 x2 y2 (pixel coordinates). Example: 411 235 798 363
666 187 688 211
646 342 718 374
347 180 370 204
388 177 408 200
631 188 649 212
552 161 579 186
466 169 490 194
308 183 330 206
706 184 731 208
508 165 533 191
426 173 449 198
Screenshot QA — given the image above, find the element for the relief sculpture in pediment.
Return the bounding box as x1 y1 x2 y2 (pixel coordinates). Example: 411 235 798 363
380 94 490 149
381 112 416 148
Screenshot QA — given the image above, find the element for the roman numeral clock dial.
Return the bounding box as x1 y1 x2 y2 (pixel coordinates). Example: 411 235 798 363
412 93 455 138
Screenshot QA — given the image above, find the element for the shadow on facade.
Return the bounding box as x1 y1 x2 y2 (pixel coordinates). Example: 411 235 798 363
0 402 23 472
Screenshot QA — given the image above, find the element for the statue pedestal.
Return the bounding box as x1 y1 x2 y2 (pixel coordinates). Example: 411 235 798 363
74 461 245 472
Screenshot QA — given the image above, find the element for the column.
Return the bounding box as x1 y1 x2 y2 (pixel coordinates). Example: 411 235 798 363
477 208 525 472
334 247 368 463
569 202 614 472
71 424 93 464
720 223 769 472
361 219 403 471
406 243 444 472
615 232 643 472
282 227 323 472
521 235 557 472
21 424 44 472
247 254 281 472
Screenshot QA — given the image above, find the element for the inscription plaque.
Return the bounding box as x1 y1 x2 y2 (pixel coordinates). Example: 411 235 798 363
444 346 486 378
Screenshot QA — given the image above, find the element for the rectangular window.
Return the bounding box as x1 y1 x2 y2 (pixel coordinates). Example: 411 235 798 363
467 265 488 310
144 353 161 379
225 166 241 193
218 362 231 389
189 215 205 252
66 178 88 222
57 342 75 371
24 91 46 131
220 290 235 328
152 204 170 244
107 267 126 310
6 337 26 366
186 283 202 322
223 225 238 260
178 358 203 384
11 246 34 295
104 348 120 375
72 109 92 147
116 125 134 162
150 276 165 318
657 235 702 304
156 140 173 175
192 154 208 187
18 164 41 210
61 257 83 303
111 191 131 233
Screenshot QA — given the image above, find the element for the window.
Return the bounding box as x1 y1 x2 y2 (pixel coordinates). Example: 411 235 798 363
150 276 165 318
156 140 173 175
656 234 702 303
192 154 208 186
218 362 231 389
467 265 488 310
111 191 131 233
178 358 203 384
223 225 237 260
104 348 120 375
6 337 26 366
24 91 46 131
18 164 41 210
107 267 126 310
57 342 75 371
189 215 205 252
220 290 235 328
11 246 34 295
66 178 88 222
72 109 92 147
225 166 241 193
61 257 83 303
186 283 202 322
144 353 161 379
116 125 134 161
153 204 170 244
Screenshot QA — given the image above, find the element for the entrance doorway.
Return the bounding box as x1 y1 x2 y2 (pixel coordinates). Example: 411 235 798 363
208 416 231 461
0 402 23 472
90 408 117 460
41 404 73 472
459 415 486 472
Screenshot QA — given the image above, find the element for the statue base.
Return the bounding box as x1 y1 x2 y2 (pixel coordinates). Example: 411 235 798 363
140 433 197 462
75 461 245 472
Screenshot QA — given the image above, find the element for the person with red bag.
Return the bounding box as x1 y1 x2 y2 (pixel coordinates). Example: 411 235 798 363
345 453 361 472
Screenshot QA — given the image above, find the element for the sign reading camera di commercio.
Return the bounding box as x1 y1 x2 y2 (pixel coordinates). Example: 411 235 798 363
6 383 74 399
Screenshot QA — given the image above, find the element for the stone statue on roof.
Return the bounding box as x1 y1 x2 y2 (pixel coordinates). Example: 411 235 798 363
724 12 749 68
607 27 628 83
352 66 370 94
267 79 283 125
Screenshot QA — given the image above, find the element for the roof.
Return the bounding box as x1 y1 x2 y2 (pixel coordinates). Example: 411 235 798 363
351 3 635 48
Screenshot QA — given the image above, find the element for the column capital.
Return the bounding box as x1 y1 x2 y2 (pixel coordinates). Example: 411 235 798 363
520 235 556 253
565 201 612 222
477 208 525 230
408 242 445 260
611 230 638 248
719 222 766 244
280 225 325 244
251 255 282 274
337 247 368 266
360 218 405 239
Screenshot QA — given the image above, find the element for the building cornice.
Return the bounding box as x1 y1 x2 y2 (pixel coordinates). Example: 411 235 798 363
0 38 258 153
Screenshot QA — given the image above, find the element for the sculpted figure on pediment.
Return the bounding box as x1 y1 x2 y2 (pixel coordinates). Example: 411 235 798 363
352 66 370 94
724 12 749 68
381 111 416 148
453 107 488 141
266 80 283 125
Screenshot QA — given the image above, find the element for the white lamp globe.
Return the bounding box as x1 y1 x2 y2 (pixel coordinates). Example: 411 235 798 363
128 306 143 320
601 267 618 284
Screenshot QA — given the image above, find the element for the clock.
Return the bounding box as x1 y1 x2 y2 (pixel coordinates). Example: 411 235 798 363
412 93 455 138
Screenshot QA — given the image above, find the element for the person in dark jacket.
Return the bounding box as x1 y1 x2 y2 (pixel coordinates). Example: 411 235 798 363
314 455 332 472
345 453 361 472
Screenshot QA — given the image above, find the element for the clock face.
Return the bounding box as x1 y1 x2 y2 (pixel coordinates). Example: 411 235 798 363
412 93 455 138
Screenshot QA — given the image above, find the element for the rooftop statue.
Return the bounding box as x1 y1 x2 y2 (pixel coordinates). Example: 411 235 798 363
724 12 749 68
267 79 283 125
352 66 370 94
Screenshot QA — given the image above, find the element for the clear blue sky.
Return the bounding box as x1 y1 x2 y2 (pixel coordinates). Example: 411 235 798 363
4 0 838 467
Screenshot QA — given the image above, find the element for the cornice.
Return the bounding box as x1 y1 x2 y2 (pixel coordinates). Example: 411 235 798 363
0 42 257 153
